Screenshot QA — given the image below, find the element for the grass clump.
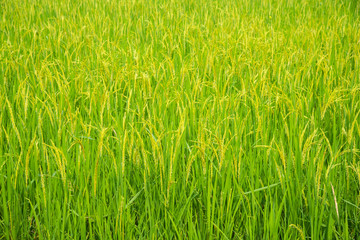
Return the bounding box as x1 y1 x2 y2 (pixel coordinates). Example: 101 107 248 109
0 0 360 239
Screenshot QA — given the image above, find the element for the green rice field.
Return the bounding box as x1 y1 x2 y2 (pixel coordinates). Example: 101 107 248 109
1 0 360 239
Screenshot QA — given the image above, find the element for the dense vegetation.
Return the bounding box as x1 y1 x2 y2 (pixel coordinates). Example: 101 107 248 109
1 0 359 239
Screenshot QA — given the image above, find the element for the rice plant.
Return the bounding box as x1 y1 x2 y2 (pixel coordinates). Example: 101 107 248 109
0 0 359 239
